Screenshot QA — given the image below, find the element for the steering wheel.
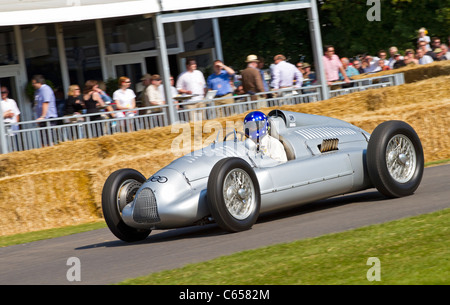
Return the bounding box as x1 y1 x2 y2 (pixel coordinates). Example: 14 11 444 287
223 131 246 142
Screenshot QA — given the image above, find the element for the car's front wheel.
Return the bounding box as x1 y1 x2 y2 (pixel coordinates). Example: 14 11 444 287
102 168 151 242
366 121 424 198
207 157 261 232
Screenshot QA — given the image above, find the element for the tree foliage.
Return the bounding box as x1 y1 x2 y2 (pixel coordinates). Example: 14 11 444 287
220 0 450 69
320 0 450 57
220 9 311 70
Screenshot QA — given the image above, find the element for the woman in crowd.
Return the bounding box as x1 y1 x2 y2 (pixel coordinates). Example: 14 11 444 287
83 80 105 121
1 86 20 129
113 76 136 118
63 85 85 122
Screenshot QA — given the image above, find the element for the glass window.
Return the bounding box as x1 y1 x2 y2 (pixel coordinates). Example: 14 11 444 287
0 27 18 66
182 20 214 52
22 24 62 89
102 16 156 54
63 21 102 87
164 23 178 49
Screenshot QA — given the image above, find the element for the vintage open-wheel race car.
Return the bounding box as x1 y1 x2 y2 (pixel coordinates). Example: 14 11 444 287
102 109 424 242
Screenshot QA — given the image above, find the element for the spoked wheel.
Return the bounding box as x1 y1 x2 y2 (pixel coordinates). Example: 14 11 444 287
207 157 261 232
385 134 417 183
366 121 424 198
102 168 151 242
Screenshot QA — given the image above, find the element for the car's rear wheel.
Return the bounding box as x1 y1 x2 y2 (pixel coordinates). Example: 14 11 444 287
102 168 151 242
366 121 424 198
207 157 261 232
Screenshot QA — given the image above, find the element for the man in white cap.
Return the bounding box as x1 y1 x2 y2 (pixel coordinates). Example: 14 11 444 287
241 55 266 106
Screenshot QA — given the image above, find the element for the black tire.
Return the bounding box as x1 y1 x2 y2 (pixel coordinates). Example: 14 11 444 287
207 157 261 232
366 121 424 198
102 168 151 242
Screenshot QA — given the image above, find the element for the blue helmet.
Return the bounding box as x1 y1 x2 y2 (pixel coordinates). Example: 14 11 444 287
244 111 270 142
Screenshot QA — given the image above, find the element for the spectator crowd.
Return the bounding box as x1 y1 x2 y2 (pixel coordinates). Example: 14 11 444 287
2 28 449 130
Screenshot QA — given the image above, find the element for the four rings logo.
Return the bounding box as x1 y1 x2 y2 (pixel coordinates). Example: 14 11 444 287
150 176 168 183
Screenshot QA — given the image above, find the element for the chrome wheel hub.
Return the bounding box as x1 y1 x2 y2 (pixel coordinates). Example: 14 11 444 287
117 179 142 214
386 135 416 183
223 169 256 220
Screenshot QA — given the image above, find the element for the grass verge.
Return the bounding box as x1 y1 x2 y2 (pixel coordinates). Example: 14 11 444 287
0 221 106 247
118 208 450 285
425 158 450 167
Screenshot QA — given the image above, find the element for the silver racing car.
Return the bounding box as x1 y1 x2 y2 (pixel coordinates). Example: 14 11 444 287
102 109 424 242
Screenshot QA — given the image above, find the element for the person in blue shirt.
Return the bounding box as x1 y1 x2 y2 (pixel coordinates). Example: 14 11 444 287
31 74 58 126
207 60 235 117
339 57 360 81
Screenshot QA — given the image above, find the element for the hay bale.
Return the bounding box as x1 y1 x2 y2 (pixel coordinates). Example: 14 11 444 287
0 170 99 236
0 139 106 178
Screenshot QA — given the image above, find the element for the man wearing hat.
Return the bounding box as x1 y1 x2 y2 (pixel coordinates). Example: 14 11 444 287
434 48 447 61
241 55 266 105
297 62 316 87
140 73 152 112
147 74 165 113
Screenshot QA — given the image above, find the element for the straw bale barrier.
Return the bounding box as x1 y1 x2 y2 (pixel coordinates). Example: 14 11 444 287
0 170 98 235
0 73 449 236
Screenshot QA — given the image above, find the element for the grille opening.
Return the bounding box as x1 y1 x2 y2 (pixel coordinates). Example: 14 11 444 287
318 138 339 153
133 187 160 224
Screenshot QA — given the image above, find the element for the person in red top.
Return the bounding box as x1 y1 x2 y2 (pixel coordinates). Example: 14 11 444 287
322 45 350 85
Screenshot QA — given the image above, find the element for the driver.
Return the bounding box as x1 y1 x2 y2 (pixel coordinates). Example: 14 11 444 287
244 111 288 163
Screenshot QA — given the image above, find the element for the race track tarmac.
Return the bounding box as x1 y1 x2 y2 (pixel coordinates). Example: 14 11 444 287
1 164 449 285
